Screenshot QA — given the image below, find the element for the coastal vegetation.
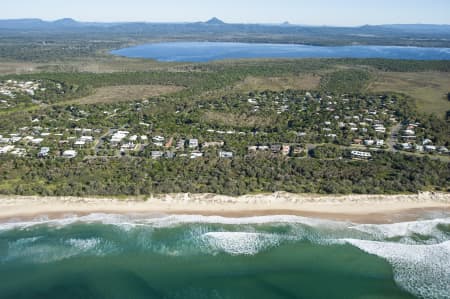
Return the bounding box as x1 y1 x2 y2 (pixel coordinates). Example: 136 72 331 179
0 36 449 197
0 69 449 197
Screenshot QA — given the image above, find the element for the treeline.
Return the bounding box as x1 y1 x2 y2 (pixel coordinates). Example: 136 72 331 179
0 152 448 196
0 37 126 62
337 59 450 72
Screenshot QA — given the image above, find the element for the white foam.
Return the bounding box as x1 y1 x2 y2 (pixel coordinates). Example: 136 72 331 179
351 218 450 244
343 239 450 299
140 214 349 228
66 238 102 251
0 213 144 232
3 236 118 264
201 232 281 255
0 214 349 233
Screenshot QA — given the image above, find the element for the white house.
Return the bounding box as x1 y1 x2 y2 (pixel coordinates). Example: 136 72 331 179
38 147 50 157
219 151 233 158
190 151 203 159
364 140 375 146
62 150 77 158
0 145 14 154
351 151 372 159
189 139 199 148
376 140 384 147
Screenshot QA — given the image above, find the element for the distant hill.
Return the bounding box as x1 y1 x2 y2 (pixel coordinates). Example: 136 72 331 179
205 17 226 25
377 24 450 34
52 18 81 27
0 18 449 48
0 18 448 32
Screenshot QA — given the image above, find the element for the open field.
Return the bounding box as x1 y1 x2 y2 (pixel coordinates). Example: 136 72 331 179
233 74 322 92
0 57 188 74
202 111 276 127
68 85 185 105
368 71 450 118
0 61 40 74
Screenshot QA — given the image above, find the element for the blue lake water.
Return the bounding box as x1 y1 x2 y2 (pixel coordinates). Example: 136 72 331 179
111 42 450 62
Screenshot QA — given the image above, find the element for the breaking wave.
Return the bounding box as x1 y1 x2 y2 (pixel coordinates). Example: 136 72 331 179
342 239 450 299
201 232 281 255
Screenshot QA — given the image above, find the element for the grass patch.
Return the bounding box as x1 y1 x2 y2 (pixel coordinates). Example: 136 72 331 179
368 72 450 118
233 74 321 92
66 85 184 105
202 111 276 128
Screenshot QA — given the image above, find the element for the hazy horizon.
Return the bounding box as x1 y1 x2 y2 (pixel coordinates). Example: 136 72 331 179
2 17 450 27
1 0 449 26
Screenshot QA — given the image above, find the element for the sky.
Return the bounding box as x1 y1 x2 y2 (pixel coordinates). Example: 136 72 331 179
1 0 449 26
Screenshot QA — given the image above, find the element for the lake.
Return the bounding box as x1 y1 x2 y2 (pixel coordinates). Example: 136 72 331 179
111 42 450 62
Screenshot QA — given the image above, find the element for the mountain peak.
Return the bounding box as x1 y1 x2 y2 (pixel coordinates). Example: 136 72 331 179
53 18 79 26
205 17 225 25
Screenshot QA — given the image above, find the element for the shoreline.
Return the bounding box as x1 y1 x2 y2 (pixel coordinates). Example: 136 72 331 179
1 192 450 224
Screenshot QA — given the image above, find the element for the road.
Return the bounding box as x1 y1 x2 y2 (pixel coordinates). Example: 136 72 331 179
388 123 402 152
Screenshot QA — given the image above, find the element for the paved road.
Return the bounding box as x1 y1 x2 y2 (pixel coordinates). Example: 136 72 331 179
388 123 402 152
94 128 116 155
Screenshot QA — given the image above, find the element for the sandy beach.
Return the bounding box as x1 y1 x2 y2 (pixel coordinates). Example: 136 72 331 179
0 192 449 223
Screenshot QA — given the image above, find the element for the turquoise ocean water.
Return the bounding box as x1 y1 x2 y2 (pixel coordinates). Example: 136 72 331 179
0 214 449 299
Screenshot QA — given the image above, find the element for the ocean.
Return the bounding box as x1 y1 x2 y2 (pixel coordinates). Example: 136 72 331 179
0 214 449 299
110 42 450 62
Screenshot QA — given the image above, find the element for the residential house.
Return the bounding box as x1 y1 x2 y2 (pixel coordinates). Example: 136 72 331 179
376 140 384 147
364 140 375 146
38 147 50 157
165 152 176 159
425 145 437 152
203 141 224 148
62 150 77 159
422 139 433 145
0 145 14 154
219 151 233 158
401 143 413 150
248 146 258 152
189 139 199 149
190 151 203 159
351 151 372 159
151 151 163 159
271 144 281 153
176 139 185 150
